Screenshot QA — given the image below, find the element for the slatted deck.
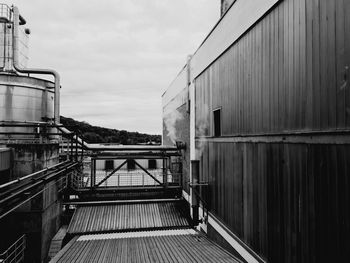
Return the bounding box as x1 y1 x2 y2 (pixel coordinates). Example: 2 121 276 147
67 202 189 234
50 229 241 263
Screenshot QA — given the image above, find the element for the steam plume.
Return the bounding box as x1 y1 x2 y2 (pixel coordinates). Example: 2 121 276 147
195 103 209 159
164 109 183 144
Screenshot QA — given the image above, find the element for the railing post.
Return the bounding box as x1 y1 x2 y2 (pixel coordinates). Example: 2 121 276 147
66 138 69 161
75 132 78 161
162 157 168 188
91 158 96 188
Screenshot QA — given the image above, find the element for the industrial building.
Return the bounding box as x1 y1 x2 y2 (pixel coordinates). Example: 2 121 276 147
1 0 349 262
0 3 248 263
162 0 350 262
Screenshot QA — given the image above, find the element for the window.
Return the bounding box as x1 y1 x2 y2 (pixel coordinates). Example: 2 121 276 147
148 159 157 169
127 159 136 170
105 160 114 170
213 108 221 137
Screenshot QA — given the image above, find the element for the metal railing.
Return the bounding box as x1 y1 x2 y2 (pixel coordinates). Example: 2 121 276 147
71 168 181 189
0 161 80 219
56 174 68 193
0 235 26 263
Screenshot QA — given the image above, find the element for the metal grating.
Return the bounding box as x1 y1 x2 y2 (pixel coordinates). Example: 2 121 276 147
67 202 189 234
50 230 241 263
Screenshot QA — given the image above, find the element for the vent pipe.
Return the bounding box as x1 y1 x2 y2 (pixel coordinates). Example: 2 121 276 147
12 6 61 124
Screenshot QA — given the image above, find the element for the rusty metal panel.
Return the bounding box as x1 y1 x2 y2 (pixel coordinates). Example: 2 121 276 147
67 202 189 234
50 229 240 263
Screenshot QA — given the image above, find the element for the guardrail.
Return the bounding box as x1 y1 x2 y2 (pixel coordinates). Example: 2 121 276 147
0 235 26 263
71 169 181 189
0 161 80 219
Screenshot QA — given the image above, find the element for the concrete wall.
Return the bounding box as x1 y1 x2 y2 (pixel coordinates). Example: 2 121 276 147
8 143 59 179
41 180 61 262
0 143 60 262
0 148 11 183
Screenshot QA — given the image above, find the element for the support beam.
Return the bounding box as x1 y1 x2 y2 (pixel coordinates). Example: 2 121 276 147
90 158 96 188
94 160 127 187
134 160 162 185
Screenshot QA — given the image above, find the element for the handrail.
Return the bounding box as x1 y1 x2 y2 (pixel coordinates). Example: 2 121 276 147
0 161 70 190
0 235 26 263
57 126 178 152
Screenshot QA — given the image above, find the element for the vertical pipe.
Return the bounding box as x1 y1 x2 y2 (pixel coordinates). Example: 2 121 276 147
186 55 192 113
162 158 166 186
70 135 73 159
191 160 200 225
165 157 169 187
75 133 78 161
12 6 61 124
90 158 95 188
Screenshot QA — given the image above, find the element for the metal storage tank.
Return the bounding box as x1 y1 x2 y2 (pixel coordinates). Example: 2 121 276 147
0 4 63 262
0 75 55 141
0 4 60 179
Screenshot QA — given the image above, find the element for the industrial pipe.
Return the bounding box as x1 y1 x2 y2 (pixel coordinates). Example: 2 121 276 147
0 160 70 190
12 6 61 124
57 126 179 152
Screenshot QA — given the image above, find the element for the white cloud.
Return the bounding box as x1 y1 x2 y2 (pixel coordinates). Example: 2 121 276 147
3 0 219 134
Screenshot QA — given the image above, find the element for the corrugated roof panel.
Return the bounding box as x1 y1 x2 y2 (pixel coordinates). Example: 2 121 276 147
50 230 241 263
78 229 197 241
67 202 189 234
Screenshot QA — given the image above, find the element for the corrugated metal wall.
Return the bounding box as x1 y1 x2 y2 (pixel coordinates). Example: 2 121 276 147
196 0 350 135
199 142 350 262
195 0 350 262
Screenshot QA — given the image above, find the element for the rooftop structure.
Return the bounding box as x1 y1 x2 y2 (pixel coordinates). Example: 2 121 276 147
163 0 350 262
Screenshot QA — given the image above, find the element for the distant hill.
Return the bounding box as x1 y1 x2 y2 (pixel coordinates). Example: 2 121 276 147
60 116 161 145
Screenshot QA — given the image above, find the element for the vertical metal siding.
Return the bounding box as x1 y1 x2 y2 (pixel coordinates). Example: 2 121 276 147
195 0 350 135
194 0 350 262
199 142 350 263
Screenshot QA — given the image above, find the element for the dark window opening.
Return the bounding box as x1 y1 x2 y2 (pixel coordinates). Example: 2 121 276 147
127 159 136 170
214 109 221 137
105 160 114 170
148 159 157 169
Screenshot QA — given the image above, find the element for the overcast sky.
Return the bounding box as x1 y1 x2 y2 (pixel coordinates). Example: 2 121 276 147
4 0 219 134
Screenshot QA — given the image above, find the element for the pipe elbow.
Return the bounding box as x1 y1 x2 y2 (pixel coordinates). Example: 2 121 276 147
12 5 61 124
